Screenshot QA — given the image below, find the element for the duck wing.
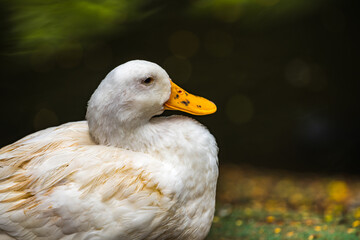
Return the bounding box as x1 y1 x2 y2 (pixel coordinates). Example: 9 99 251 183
0 122 178 240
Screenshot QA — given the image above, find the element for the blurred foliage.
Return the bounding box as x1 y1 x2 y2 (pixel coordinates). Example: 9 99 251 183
6 0 144 54
4 0 324 55
207 165 360 239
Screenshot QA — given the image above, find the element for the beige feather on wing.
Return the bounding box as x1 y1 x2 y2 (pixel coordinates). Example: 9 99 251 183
0 122 175 239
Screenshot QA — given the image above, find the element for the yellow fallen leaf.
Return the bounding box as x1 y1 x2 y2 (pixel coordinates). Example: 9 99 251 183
324 214 333 222
352 220 360 228
266 216 275 223
354 208 360 219
327 181 348 202
213 216 220 223
314 226 322 231
235 220 243 226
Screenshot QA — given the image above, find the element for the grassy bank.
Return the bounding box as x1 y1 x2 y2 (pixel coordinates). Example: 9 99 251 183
207 165 360 240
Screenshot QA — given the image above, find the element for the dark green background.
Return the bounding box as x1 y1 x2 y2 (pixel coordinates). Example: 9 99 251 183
0 0 358 173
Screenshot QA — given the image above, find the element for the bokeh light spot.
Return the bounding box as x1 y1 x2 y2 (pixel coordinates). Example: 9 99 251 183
297 114 329 144
163 56 192 84
169 30 199 58
226 94 254 124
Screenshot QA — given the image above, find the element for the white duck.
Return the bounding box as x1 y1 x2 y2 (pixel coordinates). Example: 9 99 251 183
0 60 218 240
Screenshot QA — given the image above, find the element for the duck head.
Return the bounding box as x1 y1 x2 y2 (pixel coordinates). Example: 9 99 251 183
86 60 216 146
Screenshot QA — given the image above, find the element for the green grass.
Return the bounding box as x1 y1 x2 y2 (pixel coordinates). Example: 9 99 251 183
207 165 360 240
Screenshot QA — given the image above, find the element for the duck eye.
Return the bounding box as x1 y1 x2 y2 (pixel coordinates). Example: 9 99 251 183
142 77 154 85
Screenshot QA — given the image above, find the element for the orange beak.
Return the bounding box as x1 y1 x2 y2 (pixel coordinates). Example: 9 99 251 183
164 81 217 115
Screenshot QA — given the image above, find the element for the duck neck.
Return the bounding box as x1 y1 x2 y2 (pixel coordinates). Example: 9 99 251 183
88 113 153 152
114 121 154 152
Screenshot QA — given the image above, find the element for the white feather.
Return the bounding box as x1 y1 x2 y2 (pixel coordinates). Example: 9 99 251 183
0 60 218 240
